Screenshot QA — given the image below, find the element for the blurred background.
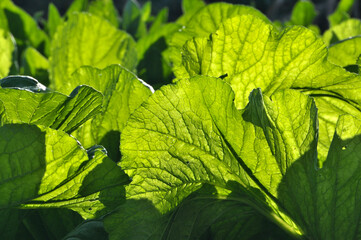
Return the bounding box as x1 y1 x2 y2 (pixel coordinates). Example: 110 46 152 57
11 0 361 32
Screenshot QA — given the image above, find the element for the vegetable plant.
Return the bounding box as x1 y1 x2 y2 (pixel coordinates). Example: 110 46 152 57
0 0 361 239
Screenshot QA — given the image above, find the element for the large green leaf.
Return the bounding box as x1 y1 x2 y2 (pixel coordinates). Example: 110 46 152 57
0 124 128 219
241 81 361 238
176 14 361 161
120 75 361 238
169 3 269 72
279 114 361 239
0 28 14 78
176 15 361 106
173 2 269 45
67 65 153 161
120 76 310 236
49 13 137 89
175 15 324 106
0 76 102 133
323 18 361 45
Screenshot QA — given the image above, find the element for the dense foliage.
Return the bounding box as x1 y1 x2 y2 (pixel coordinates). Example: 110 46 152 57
1 0 361 239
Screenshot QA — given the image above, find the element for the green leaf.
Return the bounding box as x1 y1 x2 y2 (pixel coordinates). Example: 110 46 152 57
148 8 169 34
162 192 293 240
140 1 151 23
169 3 270 81
181 0 205 16
176 14 357 105
0 124 129 219
176 0 204 25
63 220 108 240
14 209 83 240
0 28 14 78
49 13 137 89
176 15 361 161
21 47 49 85
0 209 23 239
289 0 316 26
338 0 355 10
137 23 181 88
328 36 361 72
104 199 164 240
65 0 120 28
279 114 361 239
0 76 102 133
104 192 293 240
323 18 361 45
247 88 318 179
65 0 88 17
120 76 303 236
122 0 147 40
328 0 355 27
121 75 361 238
135 4 180 88
34 209 83 240
171 3 269 50
357 54 361 71
68 65 153 161
0 0 49 55
46 3 63 38
88 0 120 28
307 94 361 164
175 15 315 102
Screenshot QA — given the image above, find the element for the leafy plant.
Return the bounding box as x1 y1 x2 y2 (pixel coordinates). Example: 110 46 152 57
1 0 361 239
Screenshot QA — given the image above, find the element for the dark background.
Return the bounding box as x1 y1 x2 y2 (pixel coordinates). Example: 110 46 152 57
11 0 361 31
